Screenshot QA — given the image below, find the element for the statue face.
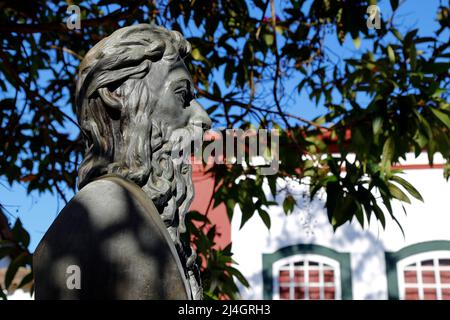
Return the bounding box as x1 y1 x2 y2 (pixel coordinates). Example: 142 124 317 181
151 58 211 134
76 25 211 190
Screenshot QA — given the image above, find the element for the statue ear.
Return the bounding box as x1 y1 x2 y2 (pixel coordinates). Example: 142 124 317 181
98 87 122 111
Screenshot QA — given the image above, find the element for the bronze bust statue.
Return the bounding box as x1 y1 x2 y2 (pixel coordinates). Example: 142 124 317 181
33 24 211 300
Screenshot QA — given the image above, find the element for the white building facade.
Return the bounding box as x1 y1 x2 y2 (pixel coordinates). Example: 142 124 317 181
232 153 450 300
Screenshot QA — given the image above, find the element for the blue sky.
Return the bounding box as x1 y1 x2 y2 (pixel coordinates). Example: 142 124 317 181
0 0 446 252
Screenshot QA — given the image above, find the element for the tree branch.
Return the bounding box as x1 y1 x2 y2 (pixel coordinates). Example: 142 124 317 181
195 83 328 129
255 0 271 40
0 6 139 34
0 50 81 129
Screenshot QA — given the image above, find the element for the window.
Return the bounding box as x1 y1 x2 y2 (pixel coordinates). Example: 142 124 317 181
263 244 352 300
386 241 450 300
397 252 450 300
273 254 341 300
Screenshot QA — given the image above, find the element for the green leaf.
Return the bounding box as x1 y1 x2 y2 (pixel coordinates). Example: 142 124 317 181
258 209 271 230
0 240 15 258
207 225 216 242
373 203 386 229
263 33 274 46
191 48 203 61
390 175 424 202
239 200 255 229
381 137 395 170
444 162 450 180
430 107 450 130
227 266 250 288
391 28 403 41
387 182 411 203
387 45 396 64
423 63 450 74
331 195 355 229
0 285 7 300
225 198 236 219
409 44 417 70
4 252 28 290
12 218 30 249
187 210 209 223
224 62 234 86
275 26 284 34
268 177 277 198
373 117 383 135
17 271 33 289
354 200 364 228
353 37 361 50
283 195 295 214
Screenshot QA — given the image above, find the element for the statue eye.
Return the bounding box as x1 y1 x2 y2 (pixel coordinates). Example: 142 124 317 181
176 89 191 107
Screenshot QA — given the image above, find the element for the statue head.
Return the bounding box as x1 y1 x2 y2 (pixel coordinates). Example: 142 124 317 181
75 24 211 244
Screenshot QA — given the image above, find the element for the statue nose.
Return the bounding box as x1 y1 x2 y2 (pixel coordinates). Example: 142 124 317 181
189 99 212 129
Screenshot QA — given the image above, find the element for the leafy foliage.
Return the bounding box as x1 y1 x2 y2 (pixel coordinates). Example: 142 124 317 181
0 210 33 298
0 0 449 299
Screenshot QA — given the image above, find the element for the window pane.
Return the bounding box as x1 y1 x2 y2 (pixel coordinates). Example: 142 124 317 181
404 270 417 283
309 270 319 283
294 270 304 283
405 288 420 300
421 260 434 266
440 270 450 284
441 288 450 300
294 261 304 266
309 261 319 266
280 286 290 299
424 288 437 300
422 271 435 284
439 259 450 266
324 270 334 283
309 286 321 300
324 287 335 300
294 287 305 300
279 270 290 283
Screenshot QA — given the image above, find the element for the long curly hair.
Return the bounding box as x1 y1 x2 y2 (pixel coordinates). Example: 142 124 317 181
76 24 191 190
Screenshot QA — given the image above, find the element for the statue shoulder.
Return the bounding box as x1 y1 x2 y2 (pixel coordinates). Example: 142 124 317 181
67 174 163 230
76 174 143 202
34 174 191 299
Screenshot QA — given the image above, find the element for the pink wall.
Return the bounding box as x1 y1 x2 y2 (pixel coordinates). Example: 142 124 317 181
191 165 230 249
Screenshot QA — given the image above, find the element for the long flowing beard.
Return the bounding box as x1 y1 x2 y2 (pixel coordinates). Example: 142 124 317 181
141 120 202 299
142 121 195 242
